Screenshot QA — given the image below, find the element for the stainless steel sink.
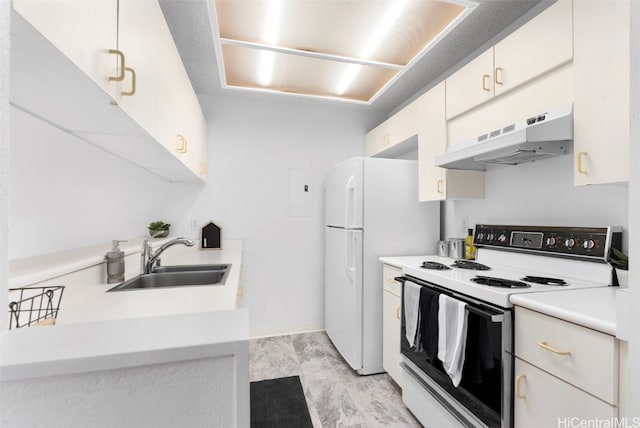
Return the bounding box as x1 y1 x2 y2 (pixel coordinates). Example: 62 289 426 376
107 264 231 292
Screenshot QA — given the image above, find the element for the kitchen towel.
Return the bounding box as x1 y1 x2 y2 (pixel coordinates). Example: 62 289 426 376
419 286 440 361
437 294 468 387
463 312 495 384
403 281 422 348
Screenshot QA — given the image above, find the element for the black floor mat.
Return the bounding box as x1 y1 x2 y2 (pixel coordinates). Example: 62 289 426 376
250 375 313 428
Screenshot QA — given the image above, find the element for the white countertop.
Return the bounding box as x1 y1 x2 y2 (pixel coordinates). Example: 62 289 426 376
2 239 247 381
9 237 166 289
379 255 434 269
510 288 619 336
58 241 243 324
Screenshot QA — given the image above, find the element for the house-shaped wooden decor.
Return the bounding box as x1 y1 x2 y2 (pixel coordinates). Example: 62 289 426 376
201 222 221 249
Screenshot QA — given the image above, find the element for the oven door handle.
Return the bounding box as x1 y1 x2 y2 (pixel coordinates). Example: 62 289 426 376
395 276 505 323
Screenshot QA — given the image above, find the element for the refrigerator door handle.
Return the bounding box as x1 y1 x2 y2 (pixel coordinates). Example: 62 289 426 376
346 230 355 281
345 175 355 228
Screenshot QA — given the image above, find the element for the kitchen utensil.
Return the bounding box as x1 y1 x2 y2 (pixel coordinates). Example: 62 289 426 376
448 238 465 259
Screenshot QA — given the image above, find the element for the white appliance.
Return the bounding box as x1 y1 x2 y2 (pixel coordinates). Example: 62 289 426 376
324 157 439 375
398 224 621 428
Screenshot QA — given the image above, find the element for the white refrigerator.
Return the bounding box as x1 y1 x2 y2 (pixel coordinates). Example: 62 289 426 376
324 157 439 375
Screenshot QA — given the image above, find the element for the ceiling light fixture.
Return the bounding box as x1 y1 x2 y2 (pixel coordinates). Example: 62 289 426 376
257 0 283 87
213 0 476 103
335 0 409 95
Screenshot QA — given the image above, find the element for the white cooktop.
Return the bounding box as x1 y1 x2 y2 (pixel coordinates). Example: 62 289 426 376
402 249 613 308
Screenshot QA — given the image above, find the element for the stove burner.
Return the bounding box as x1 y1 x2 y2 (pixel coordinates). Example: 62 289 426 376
521 276 568 286
421 261 451 270
451 260 491 271
471 275 531 288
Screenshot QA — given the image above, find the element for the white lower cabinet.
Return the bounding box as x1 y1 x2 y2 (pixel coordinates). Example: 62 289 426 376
514 358 617 428
382 264 402 386
514 307 619 426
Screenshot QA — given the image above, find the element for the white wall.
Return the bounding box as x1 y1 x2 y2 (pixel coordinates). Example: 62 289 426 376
627 0 639 413
1 0 10 333
442 155 629 247
8 89 379 337
162 94 375 337
8 107 185 259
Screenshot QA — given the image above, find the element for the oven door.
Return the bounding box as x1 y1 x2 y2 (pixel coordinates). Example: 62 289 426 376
397 275 513 428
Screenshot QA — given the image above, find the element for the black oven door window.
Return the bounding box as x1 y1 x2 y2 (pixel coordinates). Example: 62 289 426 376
402 302 504 428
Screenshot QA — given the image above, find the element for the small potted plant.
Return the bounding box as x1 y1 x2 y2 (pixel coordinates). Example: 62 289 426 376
609 247 628 288
148 221 171 238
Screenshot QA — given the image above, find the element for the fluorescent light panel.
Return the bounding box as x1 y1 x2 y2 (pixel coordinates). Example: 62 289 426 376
257 0 283 86
214 0 476 103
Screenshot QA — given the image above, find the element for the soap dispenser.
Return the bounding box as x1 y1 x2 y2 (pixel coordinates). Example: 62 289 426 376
106 240 127 283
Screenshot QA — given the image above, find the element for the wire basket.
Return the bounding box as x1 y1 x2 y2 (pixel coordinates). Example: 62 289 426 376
8 285 65 330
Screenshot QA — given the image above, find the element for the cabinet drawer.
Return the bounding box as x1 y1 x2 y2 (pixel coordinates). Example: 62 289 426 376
514 357 617 428
382 264 402 296
515 307 618 404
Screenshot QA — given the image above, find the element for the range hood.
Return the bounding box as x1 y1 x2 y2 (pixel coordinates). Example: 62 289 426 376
435 104 573 170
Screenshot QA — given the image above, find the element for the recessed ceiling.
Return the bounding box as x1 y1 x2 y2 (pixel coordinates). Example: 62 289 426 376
211 0 475 104
159 0 545 115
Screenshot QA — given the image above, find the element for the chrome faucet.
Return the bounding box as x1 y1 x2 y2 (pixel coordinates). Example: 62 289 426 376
140 237 194 274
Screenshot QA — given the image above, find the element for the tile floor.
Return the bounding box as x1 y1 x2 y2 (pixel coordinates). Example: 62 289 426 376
249 331 422 428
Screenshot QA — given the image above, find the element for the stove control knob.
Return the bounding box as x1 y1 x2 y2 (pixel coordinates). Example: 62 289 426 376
546 237 558 246
564 238 576 248
498 234 507 243
487 233 495 241
477 233 485 240
583 239 596 250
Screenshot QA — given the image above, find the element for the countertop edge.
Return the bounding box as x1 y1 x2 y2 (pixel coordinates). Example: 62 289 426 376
1 309 250 381
379 255 433 269
510 290 617 336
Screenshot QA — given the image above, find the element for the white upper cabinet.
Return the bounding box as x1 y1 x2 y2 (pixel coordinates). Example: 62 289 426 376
11 0 207 183
446 0 573 120
573 0 629 186
417 82 484 201
115 0 163 140
365 101 417 158
155 10 209 181
445 49 494 120
493 0 573 96
12 0 118 97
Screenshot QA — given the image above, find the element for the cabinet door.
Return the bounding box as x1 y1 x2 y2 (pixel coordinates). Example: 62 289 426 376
382 264 402 296
365 101 418 157
573 0 629 185
364 122 390 157
387 101 418 148
383 290 402 387
418 82 447 201
514 358 617 428
418 82 485 201
116 0 163 139
155 14 208 181
493 0 572 97
13 0 118 97
445 48 493 119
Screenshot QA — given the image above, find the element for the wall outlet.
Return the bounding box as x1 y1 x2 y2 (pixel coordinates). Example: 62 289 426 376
190 219 199 230
461 216 469 234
